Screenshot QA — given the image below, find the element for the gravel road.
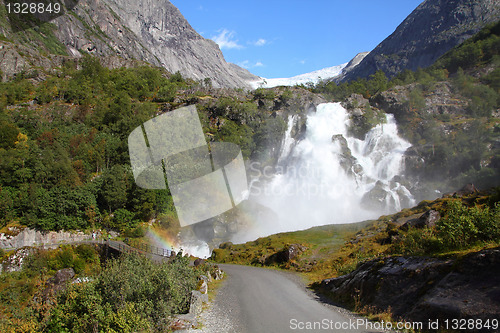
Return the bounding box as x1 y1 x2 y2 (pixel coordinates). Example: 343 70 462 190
184 264 386 333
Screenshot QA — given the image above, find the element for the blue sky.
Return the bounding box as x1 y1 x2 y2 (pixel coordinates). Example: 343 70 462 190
169 1 423 78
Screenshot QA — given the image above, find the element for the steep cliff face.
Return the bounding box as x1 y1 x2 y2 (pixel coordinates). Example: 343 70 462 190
0 0 258 88
99 0 258 87
341 0 500 82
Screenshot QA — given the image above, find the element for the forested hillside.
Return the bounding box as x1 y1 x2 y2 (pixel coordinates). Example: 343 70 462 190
0 57 305 234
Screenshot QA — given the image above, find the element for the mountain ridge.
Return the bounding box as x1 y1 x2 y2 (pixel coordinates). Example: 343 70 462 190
341 0 500 82
0 0 258 88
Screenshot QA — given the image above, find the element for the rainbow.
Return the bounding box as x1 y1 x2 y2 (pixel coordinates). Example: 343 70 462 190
146 228 179 253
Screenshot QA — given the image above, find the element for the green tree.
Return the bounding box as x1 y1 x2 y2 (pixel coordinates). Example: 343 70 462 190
99 165 131 213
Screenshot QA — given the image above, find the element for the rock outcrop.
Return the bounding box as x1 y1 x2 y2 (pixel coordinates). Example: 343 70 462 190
0 247 34 273
341 0 500 82
400 209 441 231
44 268 76 295
0 227 91 249
320 247 500 323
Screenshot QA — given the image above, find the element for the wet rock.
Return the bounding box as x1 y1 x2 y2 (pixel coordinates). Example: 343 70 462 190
361 181 389 211
331 134 361 175
290 114 308 141
455 183 479 196
443 183 480 198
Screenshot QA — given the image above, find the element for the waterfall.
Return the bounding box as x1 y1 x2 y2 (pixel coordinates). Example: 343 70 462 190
242 102 414 241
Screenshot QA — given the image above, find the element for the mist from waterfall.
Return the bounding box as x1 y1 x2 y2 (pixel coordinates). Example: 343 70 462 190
235 102 414 243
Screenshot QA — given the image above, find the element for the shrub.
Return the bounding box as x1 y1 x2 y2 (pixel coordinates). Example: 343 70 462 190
47 253 197 332
437 200 500 250
437 201 479 249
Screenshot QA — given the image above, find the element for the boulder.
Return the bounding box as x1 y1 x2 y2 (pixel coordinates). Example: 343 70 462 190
197 279 208 294
281 244 304 262
266 244 306 264
400 210 441 231
361 181 389 211
443 183 480 198
214 267 224 280
43 268 76 296
193 258 205 267
455 183 479 196
189 291 204 316
48 268 76 285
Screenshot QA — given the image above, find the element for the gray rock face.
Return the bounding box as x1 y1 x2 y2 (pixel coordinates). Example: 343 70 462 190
100 0 258 88
0 227 91 249
320 247 500 323
334 52 369 82
0 0 258 88
341 0 500 82
43 268 76 297
189 290 205 315
0 247 34 273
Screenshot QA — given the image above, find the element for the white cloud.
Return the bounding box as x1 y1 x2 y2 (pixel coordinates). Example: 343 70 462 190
238 60 250 68
253 38 268 46
211 29 243 50
238 60 264 69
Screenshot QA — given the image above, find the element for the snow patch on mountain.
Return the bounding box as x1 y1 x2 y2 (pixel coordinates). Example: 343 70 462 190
250 63 347 89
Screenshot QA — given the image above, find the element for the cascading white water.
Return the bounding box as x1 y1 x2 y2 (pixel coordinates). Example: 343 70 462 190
242 102 414 241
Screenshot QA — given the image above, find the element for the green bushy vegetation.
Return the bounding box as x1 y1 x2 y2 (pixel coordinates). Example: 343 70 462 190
393 200 500 255
0 245 101 331
0 55 288 234
45 253 197 333
0 246 204 332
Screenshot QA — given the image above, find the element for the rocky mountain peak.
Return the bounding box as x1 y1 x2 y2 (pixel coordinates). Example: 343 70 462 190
0 0 258 88
341 0 500 82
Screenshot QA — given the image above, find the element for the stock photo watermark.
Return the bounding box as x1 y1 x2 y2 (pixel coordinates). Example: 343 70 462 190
5 0 79 32
290 318 499 331
128 105 248 227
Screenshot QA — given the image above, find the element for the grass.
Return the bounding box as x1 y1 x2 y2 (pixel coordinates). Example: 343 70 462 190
210 219 379 282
